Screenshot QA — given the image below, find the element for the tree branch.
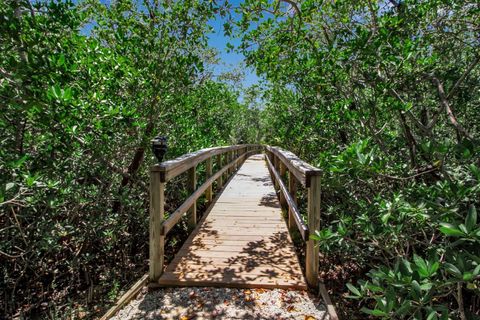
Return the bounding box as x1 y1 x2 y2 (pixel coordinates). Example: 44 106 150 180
432 77 473 141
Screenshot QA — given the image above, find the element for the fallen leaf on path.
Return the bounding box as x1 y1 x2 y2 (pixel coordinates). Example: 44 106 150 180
305 316 316 320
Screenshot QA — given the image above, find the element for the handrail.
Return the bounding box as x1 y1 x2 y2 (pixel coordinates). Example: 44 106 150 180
152 144 261 182
161 154 246 235
149 144 263 281
149 143 320 289
265 145 321 288
266 146 321 187
265 154 309 241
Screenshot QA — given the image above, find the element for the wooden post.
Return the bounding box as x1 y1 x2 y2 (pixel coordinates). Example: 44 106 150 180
306 175 321 288
266 151 272 175
228 151 233 175
288 172 297 229
234 149 238 170
279 163 287 208
205 157 212 203
149 169 165 281
273 156 279 190
216 154 223 189
187 166 197 228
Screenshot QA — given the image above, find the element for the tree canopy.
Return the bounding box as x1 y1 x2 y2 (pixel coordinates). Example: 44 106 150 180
1 0 479 318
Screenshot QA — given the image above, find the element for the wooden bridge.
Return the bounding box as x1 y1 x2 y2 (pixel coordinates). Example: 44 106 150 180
149 144 321 290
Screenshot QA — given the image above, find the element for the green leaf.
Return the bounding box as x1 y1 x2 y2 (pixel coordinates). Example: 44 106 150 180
366 283 383 292
473 264 480 277
401 259 413 274
439 223 464 236
412 280 421 296
470 164 480 180
381 212 391 224
10 155 28 168
458 224 468 234
420 282 433 291
465 205 477 232
426 310 438 320
413 255 429 278
346 283 362 297
361 307 387 316
429 261 439 275
463 272 473 281
444 263 462 278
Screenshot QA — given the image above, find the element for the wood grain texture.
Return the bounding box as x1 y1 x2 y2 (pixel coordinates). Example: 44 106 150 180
151 144 263 182
149 171 164 281
162 152 252 234
187 166 197 229
216 154 223 188
205 157 213 203
265 154 309 241
306 175 321 288
288 171 298 230
266 146 321 187
158 154 307 290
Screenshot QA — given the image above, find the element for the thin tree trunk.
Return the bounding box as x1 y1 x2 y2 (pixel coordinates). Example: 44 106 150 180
398 111 417 168
112 121 155 213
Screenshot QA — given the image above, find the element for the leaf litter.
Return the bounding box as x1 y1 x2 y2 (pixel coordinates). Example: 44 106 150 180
111 287 329 319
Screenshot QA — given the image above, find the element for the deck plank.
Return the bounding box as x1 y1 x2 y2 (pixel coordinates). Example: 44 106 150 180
158 154 307 290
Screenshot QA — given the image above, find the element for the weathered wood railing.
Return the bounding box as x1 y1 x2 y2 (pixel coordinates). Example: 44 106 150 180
265 146 321 288
149 144 263 281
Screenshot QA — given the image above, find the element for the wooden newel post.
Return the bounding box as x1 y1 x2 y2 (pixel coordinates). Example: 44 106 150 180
149 168 165 281
206 157 213 203
187 166 197 228
306 175 321 288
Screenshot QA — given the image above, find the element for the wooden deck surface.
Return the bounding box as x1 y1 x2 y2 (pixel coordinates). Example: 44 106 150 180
158 154 307 289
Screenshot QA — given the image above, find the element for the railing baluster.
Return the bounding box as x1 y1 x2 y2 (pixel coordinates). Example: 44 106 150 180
187 165 197 228
279 162 287 207
273 155 279 190
216 154 223 188
205 157 213 203
149 169 164 281
288 171 297 229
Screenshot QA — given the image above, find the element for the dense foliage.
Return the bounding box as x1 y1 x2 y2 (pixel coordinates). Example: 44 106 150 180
232 0 480 318
1 0 479 319
0 0 255 317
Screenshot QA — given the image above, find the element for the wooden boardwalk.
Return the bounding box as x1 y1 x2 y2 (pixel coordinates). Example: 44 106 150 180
158 154 307 289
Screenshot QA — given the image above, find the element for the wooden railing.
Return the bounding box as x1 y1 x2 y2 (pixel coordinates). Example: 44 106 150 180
265 146 322 288
149 144 263 281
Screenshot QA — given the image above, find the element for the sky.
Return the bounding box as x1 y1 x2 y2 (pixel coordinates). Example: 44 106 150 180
206 4 262 89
